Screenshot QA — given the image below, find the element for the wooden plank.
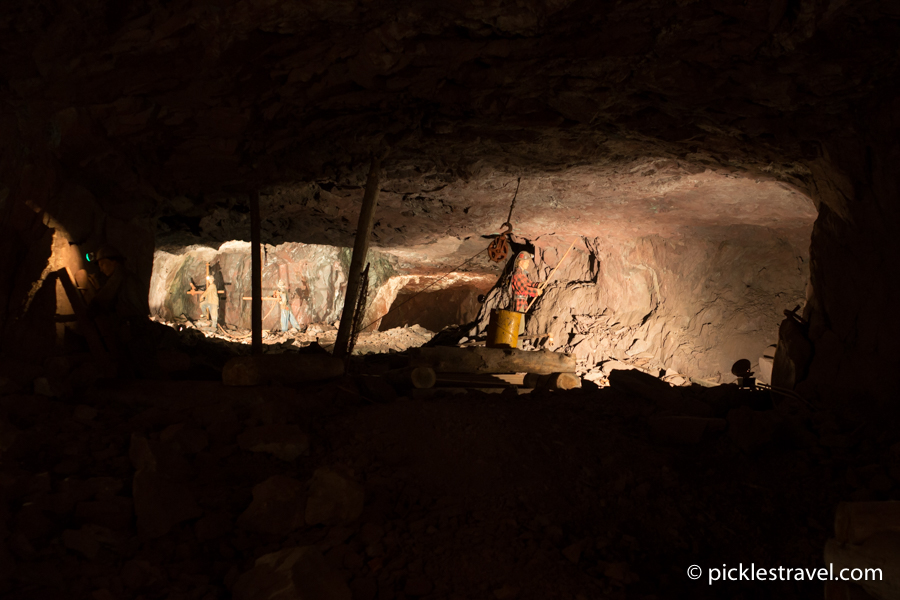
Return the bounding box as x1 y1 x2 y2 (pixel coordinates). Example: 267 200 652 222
53 269 109 358
250 190 262 355
434 372 524 388
522 372 581 390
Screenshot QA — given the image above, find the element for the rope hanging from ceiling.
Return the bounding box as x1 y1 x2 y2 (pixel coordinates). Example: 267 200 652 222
487 177 521 262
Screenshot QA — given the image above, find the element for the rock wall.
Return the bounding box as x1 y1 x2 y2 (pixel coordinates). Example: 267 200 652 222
150 242 398 332
476 225 811 381
379 280 495 333
799 100 900 415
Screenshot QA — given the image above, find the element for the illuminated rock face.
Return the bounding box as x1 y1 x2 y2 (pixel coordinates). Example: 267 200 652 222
150 242 398 331
472 224 811 381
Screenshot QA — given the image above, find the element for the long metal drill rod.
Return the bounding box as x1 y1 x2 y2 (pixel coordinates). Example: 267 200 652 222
334 154 382 358
526 238 578 312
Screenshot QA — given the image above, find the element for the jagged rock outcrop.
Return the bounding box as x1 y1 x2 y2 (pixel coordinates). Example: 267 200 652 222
474 223 810 381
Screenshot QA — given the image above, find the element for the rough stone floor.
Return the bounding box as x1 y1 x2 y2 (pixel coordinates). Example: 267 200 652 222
0 374 886 600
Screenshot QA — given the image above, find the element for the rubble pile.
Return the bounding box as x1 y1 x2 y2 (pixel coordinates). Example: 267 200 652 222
152 316 435 356
0 357 895 599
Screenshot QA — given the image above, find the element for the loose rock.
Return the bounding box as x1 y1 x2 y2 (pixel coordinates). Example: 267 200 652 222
232 546 351 600
237 424 310 461
238 475 307 535
305 467 364 526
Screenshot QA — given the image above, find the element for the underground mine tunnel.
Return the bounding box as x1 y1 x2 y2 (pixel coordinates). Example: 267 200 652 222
1 1 899 599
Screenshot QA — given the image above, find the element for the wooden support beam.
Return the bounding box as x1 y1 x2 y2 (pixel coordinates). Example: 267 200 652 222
334 153 383 358
434 372 522 389
250 190 262 355
53 269 108 359
410 346 576 375
522 372 582 390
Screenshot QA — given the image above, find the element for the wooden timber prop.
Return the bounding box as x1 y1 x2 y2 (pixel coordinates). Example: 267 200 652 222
335 153 384 358
250 190 262 354
823 501 900 600
435 372 524 389
409 346 575 376
52 269 110 358
223 354 344 386
347 263 371 358
522 372 581 390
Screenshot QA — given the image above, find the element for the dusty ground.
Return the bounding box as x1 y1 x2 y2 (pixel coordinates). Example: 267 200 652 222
157 316 435 356
1 350 890 600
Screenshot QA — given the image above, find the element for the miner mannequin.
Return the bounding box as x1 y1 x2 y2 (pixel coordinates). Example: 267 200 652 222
275 279 301 333
87 245 148 320
199 274 219 326
86 245 155 376
510 251 542 336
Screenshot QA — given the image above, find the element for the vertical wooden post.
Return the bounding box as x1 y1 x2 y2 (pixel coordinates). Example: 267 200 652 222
334 154 382 358
250 190 262 355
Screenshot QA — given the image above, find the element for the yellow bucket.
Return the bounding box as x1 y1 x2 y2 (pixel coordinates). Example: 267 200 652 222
486 309 522 349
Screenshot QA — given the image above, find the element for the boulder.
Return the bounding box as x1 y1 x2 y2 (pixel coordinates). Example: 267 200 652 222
129 434 201 538
0 420 20 461
609 369 712 416
609 368 678 402
75 497 134 531
237 425 309 461
195 511 235 541
232 546 351 600
72 405 98 422
600 360 636 376
305 467 364 526
160 423 209 454
403 576 433 597
237 475 307 535
61 528 98 559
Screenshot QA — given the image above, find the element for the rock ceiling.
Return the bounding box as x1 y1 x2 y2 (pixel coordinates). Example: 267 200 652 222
2 0 896 258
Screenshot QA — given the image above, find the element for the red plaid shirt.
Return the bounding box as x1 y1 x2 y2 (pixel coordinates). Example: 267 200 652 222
510 271 539 312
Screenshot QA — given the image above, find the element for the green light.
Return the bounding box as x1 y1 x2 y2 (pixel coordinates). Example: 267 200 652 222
85 253 92 262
